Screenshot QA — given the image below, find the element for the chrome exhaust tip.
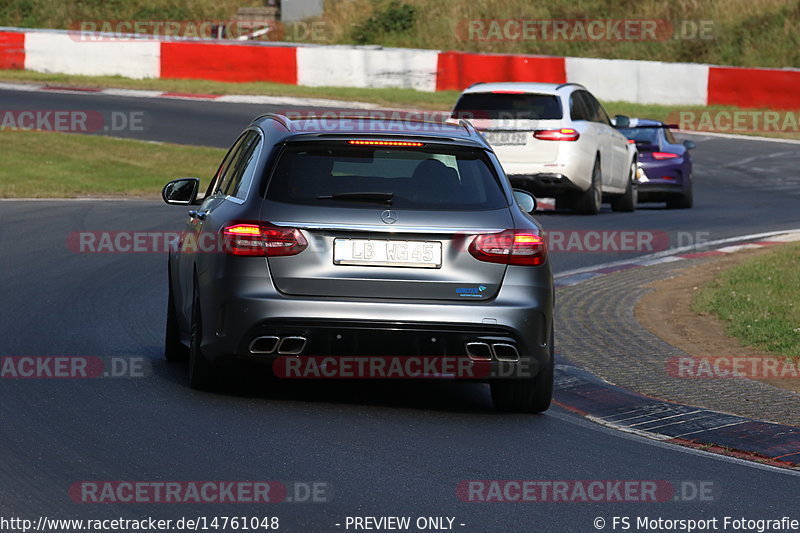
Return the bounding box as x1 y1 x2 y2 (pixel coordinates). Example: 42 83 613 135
492 343 520 362
465 342 493 361
277 336 307 355
249 336 280 354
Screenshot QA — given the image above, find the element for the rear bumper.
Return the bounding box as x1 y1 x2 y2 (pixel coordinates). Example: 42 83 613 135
637 162 689 200
238 319 543 379
508 173 584 196
638 182 684 194
196 263 554 379
638 160 686 184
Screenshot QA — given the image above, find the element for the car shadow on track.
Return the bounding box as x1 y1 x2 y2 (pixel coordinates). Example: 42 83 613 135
151 356 508 415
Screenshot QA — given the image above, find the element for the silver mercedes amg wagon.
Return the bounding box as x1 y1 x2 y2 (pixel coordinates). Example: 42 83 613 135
161 114 554 412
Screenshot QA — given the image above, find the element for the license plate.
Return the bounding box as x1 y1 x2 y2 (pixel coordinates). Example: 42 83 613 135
334 239 442 268
483 131 527 146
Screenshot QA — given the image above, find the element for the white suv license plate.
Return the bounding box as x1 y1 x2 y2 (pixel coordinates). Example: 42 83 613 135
484 131 527 146
334 239 442 268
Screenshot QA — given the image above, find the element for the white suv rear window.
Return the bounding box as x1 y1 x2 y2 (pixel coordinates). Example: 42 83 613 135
453 93 563 120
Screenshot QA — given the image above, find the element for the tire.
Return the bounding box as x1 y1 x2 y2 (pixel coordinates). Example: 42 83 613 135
164 265 188 362
666 174 693 209
611 160 638 212
490 326 554 413
575 157 602 215
189 279 215 390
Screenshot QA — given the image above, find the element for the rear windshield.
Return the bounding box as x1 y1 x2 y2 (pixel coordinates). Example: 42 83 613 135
265 142 508 211
452 93 563 120
618 127 659 144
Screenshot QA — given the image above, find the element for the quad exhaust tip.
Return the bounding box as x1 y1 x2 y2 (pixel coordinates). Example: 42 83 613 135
277 336 307 355
465 342 492 361
492 343 520 362
464 341 520 362
249 336 280 354
249 335 307 355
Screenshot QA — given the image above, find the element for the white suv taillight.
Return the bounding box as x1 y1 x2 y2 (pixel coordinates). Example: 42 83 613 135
221 222 308 257
533 128 580 141
469 230 546 266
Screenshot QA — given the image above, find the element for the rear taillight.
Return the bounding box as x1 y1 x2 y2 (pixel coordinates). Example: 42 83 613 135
533 128 580 141
652 152 679 160
469 230 546 266
627 139 636 144
221 222 308 257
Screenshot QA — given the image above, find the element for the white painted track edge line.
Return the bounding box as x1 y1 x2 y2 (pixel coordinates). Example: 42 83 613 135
555 229 800 279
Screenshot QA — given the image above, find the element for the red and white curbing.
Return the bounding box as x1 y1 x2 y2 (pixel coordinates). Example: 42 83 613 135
2 26 800 109
554 230 800 288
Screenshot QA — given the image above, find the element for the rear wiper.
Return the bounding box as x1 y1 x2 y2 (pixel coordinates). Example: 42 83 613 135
317 192 394 204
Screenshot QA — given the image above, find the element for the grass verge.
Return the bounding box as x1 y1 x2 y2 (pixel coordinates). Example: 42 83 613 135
693 242 800 357
0 130 224 197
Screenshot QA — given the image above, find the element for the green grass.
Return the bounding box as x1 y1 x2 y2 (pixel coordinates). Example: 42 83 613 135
4 0 798 68
318 0 800 69
0 130 224 197
693 242 800 357
0 0 254 29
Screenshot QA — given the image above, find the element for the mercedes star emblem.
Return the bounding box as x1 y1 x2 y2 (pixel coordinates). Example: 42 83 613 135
380 209 397 224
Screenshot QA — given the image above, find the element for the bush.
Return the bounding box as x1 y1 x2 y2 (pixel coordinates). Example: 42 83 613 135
351 0 416 44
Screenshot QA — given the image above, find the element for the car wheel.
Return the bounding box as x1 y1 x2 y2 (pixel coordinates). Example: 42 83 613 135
165 264 188 362
611 161 638 212
575 157 602 215
189 279 215 390
490 326 554 413
666 174 693 209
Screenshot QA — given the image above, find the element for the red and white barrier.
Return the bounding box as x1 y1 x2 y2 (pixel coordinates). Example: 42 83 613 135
707 65 800 109
565 57 709 105
1 27 799 109
23 31 159 79
0 31 24 69
161 41 297 83
297 46 438 91
435 51 566 91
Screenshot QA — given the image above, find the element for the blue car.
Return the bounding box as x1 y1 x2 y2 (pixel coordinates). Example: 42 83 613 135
617 119 695 209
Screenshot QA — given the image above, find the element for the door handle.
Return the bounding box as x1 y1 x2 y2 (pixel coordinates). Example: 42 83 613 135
189 210 209 220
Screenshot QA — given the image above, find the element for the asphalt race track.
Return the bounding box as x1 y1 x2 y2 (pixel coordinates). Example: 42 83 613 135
1 88 799 532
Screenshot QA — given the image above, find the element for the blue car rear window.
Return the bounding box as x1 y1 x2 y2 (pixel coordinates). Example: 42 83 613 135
619 127 659 144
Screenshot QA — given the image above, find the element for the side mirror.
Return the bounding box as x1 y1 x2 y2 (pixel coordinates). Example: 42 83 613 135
614 115 630 128
683 140 696 150
162 178 200 205
512 189 537 214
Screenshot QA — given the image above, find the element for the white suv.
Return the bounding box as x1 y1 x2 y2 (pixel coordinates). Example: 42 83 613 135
452 82 638 214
